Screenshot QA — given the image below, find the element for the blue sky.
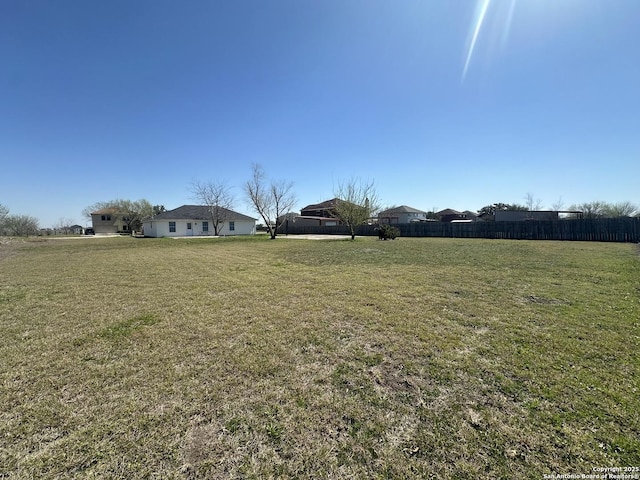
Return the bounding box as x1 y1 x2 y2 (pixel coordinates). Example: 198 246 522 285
2 0 638 227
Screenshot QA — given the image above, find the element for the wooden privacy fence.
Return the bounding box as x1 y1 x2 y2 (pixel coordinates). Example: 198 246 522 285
280 218 640 243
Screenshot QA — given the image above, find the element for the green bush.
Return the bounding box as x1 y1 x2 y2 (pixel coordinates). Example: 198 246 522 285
377 224 400 240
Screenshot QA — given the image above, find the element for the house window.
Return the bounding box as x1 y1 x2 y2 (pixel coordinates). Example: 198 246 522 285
122 225 129 231
229 221 235 231
101 215 111 221
169 222 176 233
202 222 208 232
187 222 192 230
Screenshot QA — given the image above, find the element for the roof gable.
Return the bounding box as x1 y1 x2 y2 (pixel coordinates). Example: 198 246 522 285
437 208 462 216
379 205 427 216
301 198 340 211
148 205 256 222
91 208 121 215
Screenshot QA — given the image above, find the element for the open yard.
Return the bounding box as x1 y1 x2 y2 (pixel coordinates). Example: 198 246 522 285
1 235 639 478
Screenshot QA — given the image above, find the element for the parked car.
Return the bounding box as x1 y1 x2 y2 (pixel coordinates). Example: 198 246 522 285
84 228 95 235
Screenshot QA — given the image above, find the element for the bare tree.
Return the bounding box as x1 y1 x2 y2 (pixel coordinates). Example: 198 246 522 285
334 177 380 240
55 217 76 235
153 205 166 216
550 196 564 212
4 215 39 237
602 201 638 218
190 180 235 236
567 201 608 219
524 192 543 211
0 203 8 234
119 199 153 233
245 164 296 239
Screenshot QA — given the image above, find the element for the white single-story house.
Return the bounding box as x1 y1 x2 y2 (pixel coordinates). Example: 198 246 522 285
142 205 257 237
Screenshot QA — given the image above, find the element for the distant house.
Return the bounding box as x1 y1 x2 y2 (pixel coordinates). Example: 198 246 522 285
297 197 377 229
462 211 478 222
378 205 429 224
437 209 469 223
495 210 559 222
300 198 340 218
278 215 340 231
275 210 340 234
70 225 84 235
142 205 256 237
91 208 129 234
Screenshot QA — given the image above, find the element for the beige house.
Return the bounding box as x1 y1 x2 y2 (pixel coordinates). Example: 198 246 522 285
90 208 129 234
378 205 429 224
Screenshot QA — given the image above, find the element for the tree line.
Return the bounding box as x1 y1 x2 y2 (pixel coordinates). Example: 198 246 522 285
0 204 40 237
565 201 638 219
477 196 639 220
4 180 636 239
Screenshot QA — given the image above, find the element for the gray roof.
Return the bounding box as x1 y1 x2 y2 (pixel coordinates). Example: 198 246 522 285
147 205 256 222
301 198 340 211
379 205 427 215
437 208 462 216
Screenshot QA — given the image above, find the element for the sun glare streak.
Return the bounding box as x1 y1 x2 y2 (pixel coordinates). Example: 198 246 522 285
462 0 491 83
500 0 517 49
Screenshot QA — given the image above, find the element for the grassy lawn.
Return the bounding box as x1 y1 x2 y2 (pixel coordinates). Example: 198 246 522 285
1 235 639 478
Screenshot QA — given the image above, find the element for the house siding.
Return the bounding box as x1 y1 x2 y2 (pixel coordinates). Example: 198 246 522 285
379 212 428 224
143 220 255 237
91 213 126 234
142 205 257 237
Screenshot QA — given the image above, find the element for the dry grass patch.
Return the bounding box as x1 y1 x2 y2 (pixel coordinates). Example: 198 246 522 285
0 236 638 478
